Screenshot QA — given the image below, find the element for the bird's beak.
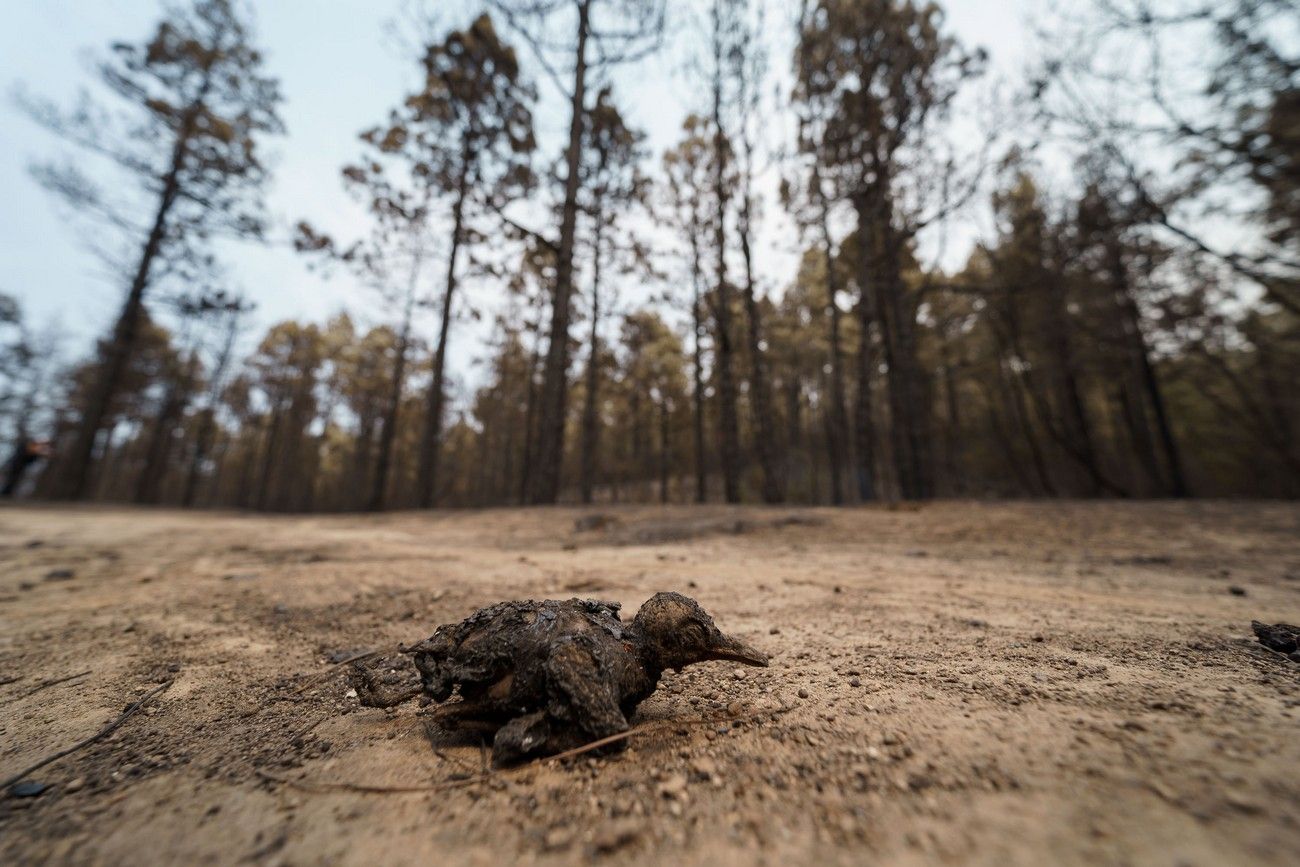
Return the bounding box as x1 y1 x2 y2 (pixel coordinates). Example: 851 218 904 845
709 634 769 667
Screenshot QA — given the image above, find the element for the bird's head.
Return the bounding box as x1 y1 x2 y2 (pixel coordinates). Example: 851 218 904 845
632 592 768 672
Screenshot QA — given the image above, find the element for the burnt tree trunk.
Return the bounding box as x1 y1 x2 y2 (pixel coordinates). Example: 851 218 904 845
710 3 741 504
1106 237 1188 496
183 314 240 507
135 352 199 505
519 321 543 504
1043 278 1104 495
817 182 853 504
530 0 591 504
939 342 962 495
857 197 914 500
859 180 933 501
690 220 708 504
738 196 784 503
369 281 417 513
418 153 470 509
658 396 670 504
55 80 212 500
580 214 607 504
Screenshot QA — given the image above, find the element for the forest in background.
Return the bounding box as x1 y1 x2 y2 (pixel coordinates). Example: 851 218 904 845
0 0 1296 510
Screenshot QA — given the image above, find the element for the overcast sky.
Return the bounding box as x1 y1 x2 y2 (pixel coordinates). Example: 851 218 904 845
0 0 1033 392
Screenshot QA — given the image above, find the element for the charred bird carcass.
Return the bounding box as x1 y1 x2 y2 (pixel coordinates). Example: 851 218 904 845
352 592 768 765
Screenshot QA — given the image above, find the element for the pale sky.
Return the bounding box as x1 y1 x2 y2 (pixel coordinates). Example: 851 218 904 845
0 0 1033 394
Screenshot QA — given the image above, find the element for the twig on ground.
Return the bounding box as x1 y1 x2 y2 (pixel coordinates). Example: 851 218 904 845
290 644 408 696
21 669 92 698
542 727 649 763
332 649 385 668
256 769 480 795
432 748 475 772
257 703 796 796
0 679 174 792
541 704 797 765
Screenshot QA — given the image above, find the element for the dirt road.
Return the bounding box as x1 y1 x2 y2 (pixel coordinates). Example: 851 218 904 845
1 502 1297 865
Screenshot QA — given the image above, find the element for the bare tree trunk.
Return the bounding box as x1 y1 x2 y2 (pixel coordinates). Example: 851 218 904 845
54 80 212 500
270 379 313 512
519 321 543 504
236 417 266 509
1107 239 1188 496
352 407 376 511
939 345 962 496
183 314 240 507
418 157 470 509
852 288 880 502
994 278 1130 498
136 352 199 504
304 391 339 513
711 0 741 504
580 216 607 504
369 279 418 512
857 200 913 499
255 409 284 511
738 198 784 503
1196 348 1300 485
498 387 518 504
530 0 591 505
977 379 1034 494
690 224 708 504
631 388 645 498
205 429 230 507
817 183 852 503
891 279 933 498
658 397 670 504
1044 280 1103 495
860 184 933 501
1002 363 1056 496
57 160 183 499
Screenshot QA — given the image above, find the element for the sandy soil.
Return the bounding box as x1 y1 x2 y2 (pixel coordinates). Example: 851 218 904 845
0 501 1298 866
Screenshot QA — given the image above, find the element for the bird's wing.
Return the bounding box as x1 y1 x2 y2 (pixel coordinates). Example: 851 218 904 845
543 635 628 740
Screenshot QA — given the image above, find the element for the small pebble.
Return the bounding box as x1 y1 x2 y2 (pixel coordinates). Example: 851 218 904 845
1228 586 1247 597
797 688 810 699
589 819 642 854
9 781 48 798
691 757 717 779
543 827 573 850
657 773 688 799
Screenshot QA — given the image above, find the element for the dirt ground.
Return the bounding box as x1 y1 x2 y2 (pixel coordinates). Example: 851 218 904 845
1 502 1298 866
